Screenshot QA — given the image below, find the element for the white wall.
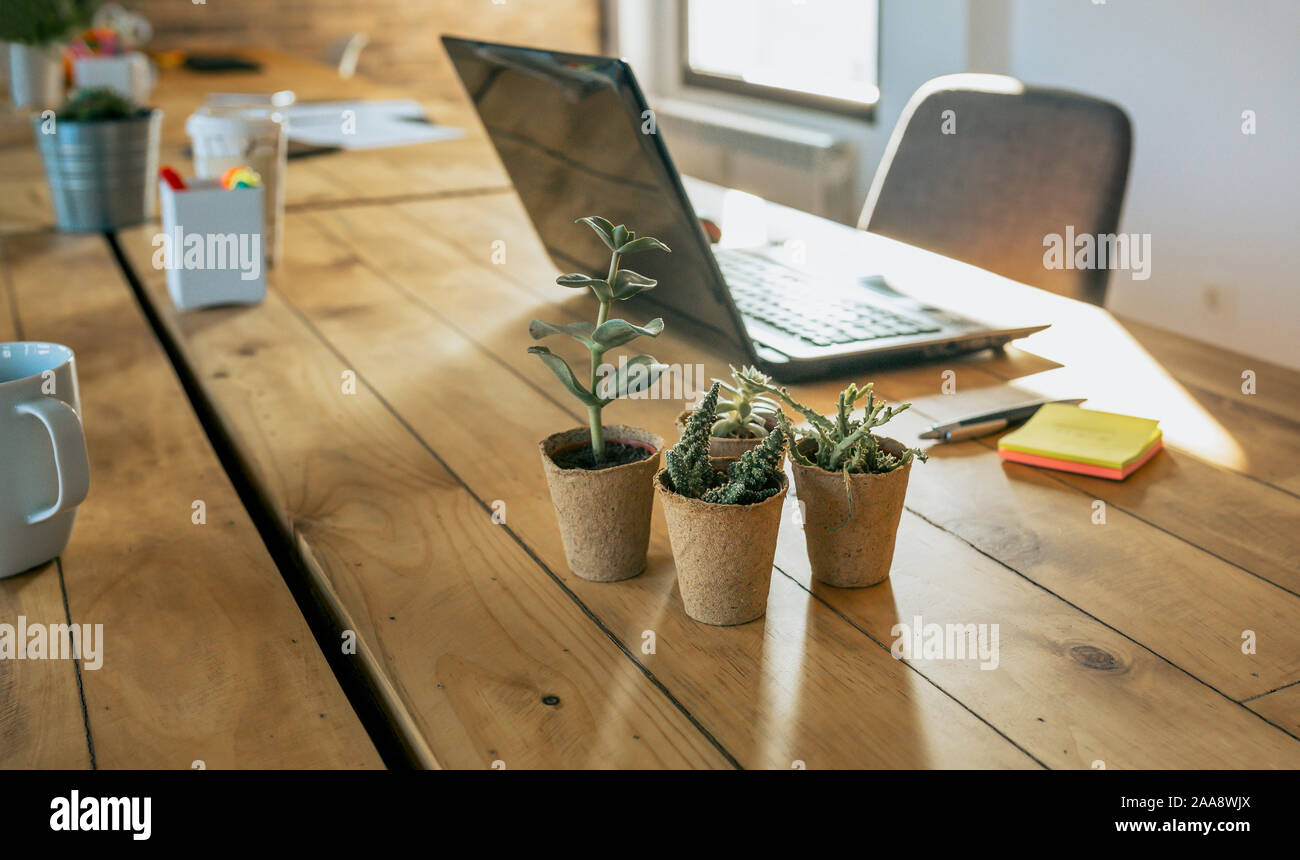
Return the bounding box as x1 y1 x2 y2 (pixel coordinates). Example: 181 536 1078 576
999 0 1300 370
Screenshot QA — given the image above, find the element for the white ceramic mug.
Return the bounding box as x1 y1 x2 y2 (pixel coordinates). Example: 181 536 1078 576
0 343 90 579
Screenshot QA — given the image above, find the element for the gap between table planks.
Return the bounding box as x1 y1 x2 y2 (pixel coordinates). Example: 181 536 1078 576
233 193 1300 767
2 232 381 768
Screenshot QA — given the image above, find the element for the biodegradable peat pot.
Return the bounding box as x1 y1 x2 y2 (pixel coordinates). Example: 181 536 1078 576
655 461 788 626
539 425 663 583
674 409 784 463
791 436 912 588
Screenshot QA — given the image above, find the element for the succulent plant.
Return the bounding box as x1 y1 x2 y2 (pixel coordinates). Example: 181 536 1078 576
762 381 925 474
711 365 781 439
58 87 137 122
528 216 670 462
761 381 926 528
0 0 100 46
667 381 787 505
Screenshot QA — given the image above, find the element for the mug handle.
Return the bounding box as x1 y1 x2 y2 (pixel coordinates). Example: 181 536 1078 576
16 398 90 525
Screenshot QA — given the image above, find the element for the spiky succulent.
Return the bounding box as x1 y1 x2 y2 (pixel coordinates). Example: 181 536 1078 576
762 381 926 529
711 365 781 439
528 216 670 462
667 382 787 505
763 381 926 474
58 87 137 122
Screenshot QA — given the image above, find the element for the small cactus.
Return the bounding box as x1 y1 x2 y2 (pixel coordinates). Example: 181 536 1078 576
667 382 787 505
58 87 138 122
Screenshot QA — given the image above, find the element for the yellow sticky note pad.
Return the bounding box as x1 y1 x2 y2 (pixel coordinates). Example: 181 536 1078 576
997 404 1161 471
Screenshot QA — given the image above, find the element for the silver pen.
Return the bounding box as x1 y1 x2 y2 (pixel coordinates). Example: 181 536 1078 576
919 398 1087 442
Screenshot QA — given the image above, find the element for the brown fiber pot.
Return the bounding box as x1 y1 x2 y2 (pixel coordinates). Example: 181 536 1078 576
654 462 788 626
674 409 784 464
540 425 663 583
790 436 912 588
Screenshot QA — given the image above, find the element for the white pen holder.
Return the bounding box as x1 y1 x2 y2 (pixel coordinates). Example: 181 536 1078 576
158 179 266 310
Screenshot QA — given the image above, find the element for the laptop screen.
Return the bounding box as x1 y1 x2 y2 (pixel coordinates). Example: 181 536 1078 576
442 36 751 355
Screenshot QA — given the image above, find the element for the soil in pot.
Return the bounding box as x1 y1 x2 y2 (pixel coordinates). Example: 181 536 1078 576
539 425 662 583
655 462 788 626
550 440 654 470
791 436 912 588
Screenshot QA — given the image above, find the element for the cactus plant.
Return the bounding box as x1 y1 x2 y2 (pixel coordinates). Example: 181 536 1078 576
666 382 787 505
57 86 137 121
528 216 670 464
0 0 100 46
762 381 926 474
710 365 781 439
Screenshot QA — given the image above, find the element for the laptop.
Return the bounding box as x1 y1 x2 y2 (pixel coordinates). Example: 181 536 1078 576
442 36 1048 382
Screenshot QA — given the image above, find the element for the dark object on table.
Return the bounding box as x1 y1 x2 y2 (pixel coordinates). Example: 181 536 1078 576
184 54 263 73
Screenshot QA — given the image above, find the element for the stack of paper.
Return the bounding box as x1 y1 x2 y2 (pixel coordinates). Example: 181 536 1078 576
997 404 1162 480
282 100 463 150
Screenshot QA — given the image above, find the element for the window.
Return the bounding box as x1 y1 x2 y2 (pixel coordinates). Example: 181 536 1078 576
681 0 880 116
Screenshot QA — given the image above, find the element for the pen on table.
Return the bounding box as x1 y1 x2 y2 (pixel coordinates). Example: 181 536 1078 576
919 398 1087 442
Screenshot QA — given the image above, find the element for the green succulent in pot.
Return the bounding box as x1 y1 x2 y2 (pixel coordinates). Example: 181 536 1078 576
760 380 927 588
528 216 670 464
763 381 926 478
56 86 139 121
711 365 781 439
665 382 786 505
656 382 790 626
533 216 671 584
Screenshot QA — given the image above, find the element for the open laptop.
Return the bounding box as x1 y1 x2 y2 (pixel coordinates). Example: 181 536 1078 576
442 36 1048 382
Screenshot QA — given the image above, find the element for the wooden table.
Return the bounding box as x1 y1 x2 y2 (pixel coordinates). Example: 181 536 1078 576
10 50 1300 768
0 232 380 768
0 49 510 234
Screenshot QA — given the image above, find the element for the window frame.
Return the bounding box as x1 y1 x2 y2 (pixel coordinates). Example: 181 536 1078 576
676 0 880 119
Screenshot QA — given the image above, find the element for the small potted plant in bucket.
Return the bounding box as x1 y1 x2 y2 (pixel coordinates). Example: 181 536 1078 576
656 382 789 626
33 86 162 232
762 381 926 588
531 216 671 582
674 365 784 461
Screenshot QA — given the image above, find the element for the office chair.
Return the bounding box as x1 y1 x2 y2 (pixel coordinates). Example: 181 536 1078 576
859 74 1132 306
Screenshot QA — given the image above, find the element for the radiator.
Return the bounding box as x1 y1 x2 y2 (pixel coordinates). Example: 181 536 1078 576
652 97 859 224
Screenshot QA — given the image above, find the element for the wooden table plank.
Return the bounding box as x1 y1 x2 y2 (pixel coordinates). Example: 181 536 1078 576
4 232 382 768
0 243 91 769
1248 684 1300 737
255 197 1300 767
115 212 1041 769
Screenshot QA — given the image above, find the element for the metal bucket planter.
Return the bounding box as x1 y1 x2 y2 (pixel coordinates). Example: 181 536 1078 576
33 109 162 232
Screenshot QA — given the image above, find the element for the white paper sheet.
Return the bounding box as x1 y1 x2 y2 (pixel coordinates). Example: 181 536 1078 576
282 99 463 150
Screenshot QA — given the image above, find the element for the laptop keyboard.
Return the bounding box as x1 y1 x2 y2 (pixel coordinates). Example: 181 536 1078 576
716 251 941 347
